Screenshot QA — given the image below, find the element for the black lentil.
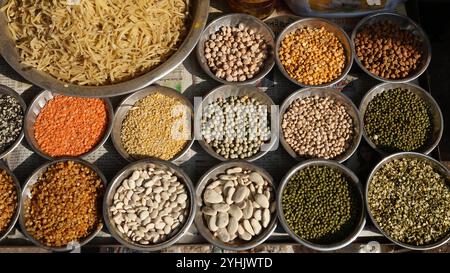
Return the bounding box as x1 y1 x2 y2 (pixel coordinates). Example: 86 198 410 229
281 166 360 244
368 158 450 246
0 94 23 154
364 88 431 152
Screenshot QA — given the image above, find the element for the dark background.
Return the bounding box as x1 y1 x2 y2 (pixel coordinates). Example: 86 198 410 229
415 0 450 159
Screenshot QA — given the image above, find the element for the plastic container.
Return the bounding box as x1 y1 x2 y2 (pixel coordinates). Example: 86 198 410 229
284 0 405 18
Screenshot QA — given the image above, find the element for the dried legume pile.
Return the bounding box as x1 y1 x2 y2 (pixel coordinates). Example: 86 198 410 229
34 95 108 157
279 27 346 85
368 158 450 246
110 165 189 245
0 169 17 235
121 92 190 160
282 96 354 159
201 167 275 243
282 166 360 244
204 24 270 82
201 96 270 159
24 161 104 247
354 21 424 79
364 88 431 152
0 94 23 154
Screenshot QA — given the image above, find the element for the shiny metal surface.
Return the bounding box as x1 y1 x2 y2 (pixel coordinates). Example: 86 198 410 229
111 85 194 163
0 84 25 160
0 164 21 242
366 152 450 251
279 87 362 163
359 82 443 155
194 160 277 251
194 84 278 162
0 0 210 98
275 18 353 88
196 13 275 85
23 90 113 160
103 158 196 251
18 158 106 252
277 159 366 251
351 12 432 83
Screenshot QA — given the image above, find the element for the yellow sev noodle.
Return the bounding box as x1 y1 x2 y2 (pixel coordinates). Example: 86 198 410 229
1 0 190 86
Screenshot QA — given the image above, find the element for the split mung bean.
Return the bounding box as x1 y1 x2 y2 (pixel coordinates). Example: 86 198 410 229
368 158 450 246
0 169 17 235
204 24 270 82
0 94 23 154
24 161 104 247
279 26 346 85
364 88 431 152
282 96 353 159
121 92 190 161
282 166 360 244
201 166 275 243
109 165 189 245
201 96 271 159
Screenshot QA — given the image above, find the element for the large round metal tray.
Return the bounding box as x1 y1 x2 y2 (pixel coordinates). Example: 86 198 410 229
0 0 209 98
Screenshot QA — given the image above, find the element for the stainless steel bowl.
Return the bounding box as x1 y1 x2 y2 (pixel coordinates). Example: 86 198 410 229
194 84 278 162
351 12 432 83
359 82 443 155
0 164 21 242
279 88 362 163
0 84 25 160
277 159 366 251
112 85 194 163
0 0 209 98
19 158 106 252
194 160 277 251
366 152 450 251
24 90 113 160
275 18 353 88
196 13 275 85
103 158 196 252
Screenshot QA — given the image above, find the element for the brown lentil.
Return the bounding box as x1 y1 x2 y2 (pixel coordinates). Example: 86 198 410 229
354 21 424 79
368 158 450 246
24 161 104 247
279 26 346 85
34 95 108 157
0 169 17 235
282 96 354 159
121 92 190 160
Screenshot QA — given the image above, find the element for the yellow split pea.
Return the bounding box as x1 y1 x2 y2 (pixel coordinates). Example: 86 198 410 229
279 26 346 85
121 92 190 160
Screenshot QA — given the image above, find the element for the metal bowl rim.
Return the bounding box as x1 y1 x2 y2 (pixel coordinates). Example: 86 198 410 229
194 160 278 251
276 159 366 251
278 87 363 163
350 12 432 83
103 158 196 251
359 82 443 155
111 85 195 163
0 85 26 160
23 90 114 161
18 157 107 252
194 84 278 162
196 13 276 85
274 17 354 88
365 152 450 250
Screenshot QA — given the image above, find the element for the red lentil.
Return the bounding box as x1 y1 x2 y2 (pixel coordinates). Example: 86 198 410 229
34 95 108 157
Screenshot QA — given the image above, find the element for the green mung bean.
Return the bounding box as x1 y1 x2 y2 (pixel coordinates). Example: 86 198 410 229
364 88 431 152
368 158 450 246
282 166 360 244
